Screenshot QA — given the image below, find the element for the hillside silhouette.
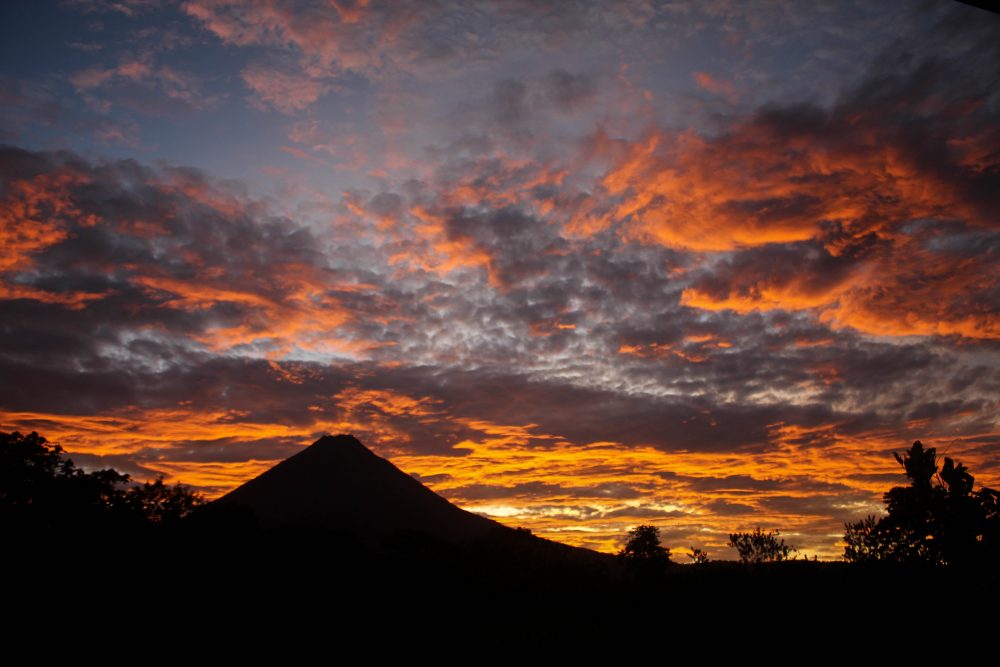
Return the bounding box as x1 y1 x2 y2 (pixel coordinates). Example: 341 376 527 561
4 429 998 642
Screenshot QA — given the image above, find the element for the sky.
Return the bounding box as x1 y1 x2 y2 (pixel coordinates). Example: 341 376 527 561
1 0 998 559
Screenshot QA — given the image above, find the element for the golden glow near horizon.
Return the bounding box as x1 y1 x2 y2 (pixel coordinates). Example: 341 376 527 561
4 407 996 560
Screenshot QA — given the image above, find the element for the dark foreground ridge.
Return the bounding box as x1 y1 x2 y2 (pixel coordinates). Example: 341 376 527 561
5 430 997 643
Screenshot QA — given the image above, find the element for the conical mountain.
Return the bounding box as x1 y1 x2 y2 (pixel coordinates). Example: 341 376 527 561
214 434 502 542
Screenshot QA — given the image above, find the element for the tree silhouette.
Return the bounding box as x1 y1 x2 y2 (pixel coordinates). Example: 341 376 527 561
1 430 203 532
618 524 672 581
619 525 671 562
728 527 795 564
843 440 1000 566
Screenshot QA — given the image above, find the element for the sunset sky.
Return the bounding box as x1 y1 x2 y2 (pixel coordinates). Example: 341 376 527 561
2 0 998 558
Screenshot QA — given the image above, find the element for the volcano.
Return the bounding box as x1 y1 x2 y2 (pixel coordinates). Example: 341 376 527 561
214 434 506 543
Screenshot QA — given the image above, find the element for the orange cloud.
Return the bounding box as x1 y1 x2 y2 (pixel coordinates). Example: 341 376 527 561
680 282 848 314
618 335 731 363
579 107 1000 339
334 387 440 419
597 108 992 252
692 71 738 101
0 152 386 357
680 230 999 339
133 267 365 356
0 169 112 306
820 235 1000 339
0 171 89 272
387 205 494 282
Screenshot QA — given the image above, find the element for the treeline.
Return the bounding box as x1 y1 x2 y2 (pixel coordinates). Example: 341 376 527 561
0 430 203 534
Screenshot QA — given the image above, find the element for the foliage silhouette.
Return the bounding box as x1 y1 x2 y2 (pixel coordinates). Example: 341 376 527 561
122 477 204 525
618 524 672 583
843 440 1000 566
0 430 203 532
619 524 672 564
728 527 795 564
687 547 710 564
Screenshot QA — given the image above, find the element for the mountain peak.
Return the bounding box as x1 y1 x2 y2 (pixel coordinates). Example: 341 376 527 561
307 433 372 454
312 433 361 445
214 433 500 542
291 434 382 465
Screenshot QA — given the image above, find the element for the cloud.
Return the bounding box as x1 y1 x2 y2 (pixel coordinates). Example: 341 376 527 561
542 69 598 113
182 0 664 113
0 144 379 361
588 18 1000 340
71 56 215 115
0 76 141 146
692 71 737 101
242 63 331 114
64 0 161 16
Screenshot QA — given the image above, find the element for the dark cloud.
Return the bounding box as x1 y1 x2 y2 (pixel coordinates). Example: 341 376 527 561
542 69 598 113
442 205 567 288
684 241 867 306
489 78 530 139
759 494 873 519
702 499 757 516
661 472 856 497
445 481 644 502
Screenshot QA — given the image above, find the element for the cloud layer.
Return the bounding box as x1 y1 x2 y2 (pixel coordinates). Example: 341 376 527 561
1 0 998 558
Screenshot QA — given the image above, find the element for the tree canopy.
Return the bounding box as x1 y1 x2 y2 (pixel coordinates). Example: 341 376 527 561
728 527 795 564
843 440 1000 566
618 524 672 574
1 430 203 533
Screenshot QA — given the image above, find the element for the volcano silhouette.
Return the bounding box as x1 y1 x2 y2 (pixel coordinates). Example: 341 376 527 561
215 434 504 542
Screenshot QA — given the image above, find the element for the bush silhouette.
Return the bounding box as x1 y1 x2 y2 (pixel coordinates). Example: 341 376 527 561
728 527 795 564
687 547 710 564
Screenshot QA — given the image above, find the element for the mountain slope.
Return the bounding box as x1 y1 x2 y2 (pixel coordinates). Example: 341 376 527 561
214 434 503 542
